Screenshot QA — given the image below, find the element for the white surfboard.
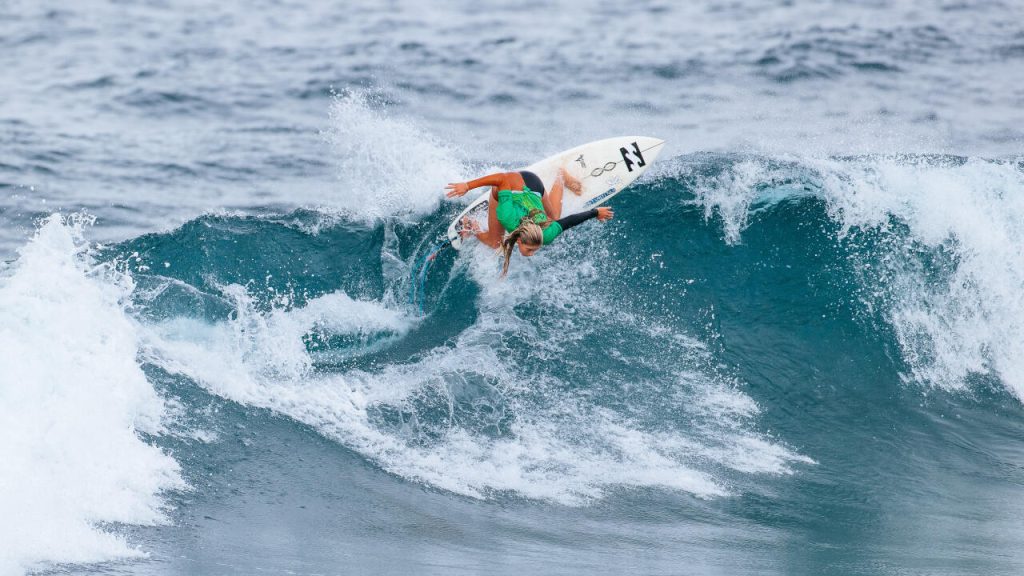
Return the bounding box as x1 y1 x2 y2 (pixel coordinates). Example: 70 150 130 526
447 136 666 249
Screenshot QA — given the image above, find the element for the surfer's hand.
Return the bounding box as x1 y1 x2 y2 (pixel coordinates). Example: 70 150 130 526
445 182 470 198
596 207 614 221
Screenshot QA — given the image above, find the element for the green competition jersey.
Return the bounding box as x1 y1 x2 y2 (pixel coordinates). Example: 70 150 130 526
495 188 563 245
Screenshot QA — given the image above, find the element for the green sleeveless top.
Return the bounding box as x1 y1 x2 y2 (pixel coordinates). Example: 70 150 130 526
494 187 563 245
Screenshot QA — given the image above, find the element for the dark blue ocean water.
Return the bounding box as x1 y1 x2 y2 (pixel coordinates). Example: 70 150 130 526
2 2 1024 575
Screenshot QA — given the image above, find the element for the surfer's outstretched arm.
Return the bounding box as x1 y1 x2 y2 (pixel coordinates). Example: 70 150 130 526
445 172 522 198
556 207 613 231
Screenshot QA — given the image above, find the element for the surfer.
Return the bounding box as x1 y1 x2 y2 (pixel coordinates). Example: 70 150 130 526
445 169 614 276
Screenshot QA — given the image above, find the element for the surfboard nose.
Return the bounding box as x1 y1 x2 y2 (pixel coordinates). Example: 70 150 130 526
634 136 666 148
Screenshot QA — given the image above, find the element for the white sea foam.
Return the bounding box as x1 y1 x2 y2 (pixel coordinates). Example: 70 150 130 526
692 159 774 245
0 215 183 576
146 314 729 503
321 90 469 222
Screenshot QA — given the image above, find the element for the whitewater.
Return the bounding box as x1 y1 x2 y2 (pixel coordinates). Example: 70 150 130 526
2 1 1024 575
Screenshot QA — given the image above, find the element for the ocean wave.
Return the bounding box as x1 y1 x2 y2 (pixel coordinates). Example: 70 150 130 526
8 149 1024 572
118 193 813 506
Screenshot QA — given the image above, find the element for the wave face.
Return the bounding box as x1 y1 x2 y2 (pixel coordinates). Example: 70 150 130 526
125 208 811 504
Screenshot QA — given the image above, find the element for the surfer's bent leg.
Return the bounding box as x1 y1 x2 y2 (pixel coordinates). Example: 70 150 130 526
544 172 565 220
543 168 583 220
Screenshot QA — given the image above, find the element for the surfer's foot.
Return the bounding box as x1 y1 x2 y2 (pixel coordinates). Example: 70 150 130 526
559 167 583 195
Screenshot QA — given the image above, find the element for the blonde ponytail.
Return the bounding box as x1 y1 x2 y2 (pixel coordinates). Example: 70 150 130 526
499 209 549 278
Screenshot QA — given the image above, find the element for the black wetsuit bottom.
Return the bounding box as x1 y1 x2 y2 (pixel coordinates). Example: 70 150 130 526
519 170 545 195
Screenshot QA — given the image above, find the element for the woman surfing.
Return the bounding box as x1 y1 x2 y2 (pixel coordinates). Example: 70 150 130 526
445 168 614 276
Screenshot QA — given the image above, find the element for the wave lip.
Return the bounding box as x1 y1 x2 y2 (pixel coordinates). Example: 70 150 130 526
820 156 1024 399
683 152 1024 400
0 215 183 575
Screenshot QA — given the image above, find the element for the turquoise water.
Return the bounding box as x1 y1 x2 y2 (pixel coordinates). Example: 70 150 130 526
3 2 1024 575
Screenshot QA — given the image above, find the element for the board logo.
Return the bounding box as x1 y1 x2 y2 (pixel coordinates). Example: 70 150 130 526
585 187 617 207
619 141 647 172
590 161 617 178
575 154 586 169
